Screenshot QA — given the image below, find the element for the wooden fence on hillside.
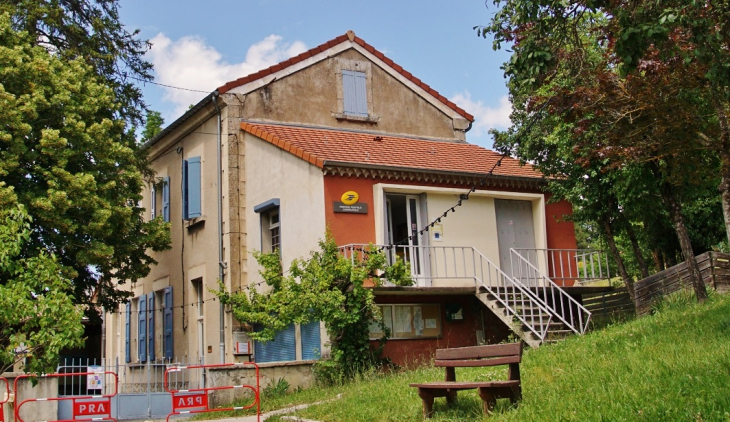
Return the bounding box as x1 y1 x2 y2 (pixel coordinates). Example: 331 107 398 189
633 251 730 316
582 287 635 320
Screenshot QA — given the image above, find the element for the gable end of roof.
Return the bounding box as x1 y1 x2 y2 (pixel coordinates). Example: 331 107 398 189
219 31 474 122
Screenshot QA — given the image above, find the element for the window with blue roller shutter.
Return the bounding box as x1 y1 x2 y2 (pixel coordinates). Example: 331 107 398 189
163 286 174 360
138 294 147 362
342 70 368 117
254 323 296 363
162 176 170 222
301 321 321 360
148 295 155 361
125 302 131 363
183 157 201 219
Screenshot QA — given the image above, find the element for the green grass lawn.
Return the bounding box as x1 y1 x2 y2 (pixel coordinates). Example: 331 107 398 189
211 291 730 421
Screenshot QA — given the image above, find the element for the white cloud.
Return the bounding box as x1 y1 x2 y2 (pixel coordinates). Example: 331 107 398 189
449 92 512 139
147 34 307 116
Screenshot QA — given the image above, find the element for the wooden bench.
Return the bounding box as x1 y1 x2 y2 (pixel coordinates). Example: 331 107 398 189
409 343 523 418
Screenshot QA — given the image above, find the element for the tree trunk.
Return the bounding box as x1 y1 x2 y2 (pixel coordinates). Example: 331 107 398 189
625 220 650 279
713 94 730 246
602 217 635 301
662 185 708 302
651 249 664 272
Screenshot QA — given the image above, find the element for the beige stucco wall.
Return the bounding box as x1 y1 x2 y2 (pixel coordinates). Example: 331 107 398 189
231 49 463 141
106 110 229 366
244 132 327 281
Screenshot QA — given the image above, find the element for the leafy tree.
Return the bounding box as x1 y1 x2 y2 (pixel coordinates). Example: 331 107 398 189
0 15 170 317
141 110 164 143
0 197 84 375
0 0 152 124
480 3 721 301
217 234 412 383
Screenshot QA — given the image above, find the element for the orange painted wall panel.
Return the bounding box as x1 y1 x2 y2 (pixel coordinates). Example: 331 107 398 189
544 196 579 285
323 176 378 245
545 195 577 250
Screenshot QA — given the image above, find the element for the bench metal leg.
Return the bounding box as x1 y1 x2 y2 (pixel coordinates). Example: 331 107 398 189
417 388 435 419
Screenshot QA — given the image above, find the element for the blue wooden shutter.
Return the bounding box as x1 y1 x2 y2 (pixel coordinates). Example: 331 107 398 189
185 157 201 219
163 286 173 360
138 294 147 362
148 294 155 361
162 177 170 222
254 323 296 363
182 161 188 219
125 302 131 363
301 321 321 360
342 70 368 117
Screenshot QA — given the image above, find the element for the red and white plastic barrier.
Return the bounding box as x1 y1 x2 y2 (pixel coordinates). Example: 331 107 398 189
13 372 118 422
164 362 260 422
0 377 9 422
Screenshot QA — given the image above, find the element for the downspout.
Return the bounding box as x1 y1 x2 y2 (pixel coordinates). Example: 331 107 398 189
212 91 226 363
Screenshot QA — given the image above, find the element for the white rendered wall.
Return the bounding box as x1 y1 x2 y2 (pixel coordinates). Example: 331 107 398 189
244 133 329 358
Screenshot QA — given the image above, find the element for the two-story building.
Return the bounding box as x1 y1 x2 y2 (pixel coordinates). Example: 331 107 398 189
104 30 598 370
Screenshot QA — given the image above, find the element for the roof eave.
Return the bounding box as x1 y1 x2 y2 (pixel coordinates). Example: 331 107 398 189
322 160 545 185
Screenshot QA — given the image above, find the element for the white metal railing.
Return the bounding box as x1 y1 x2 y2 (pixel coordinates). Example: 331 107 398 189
511 248 611 286
339 244 554 341
57 356 201 395
510 249 592 334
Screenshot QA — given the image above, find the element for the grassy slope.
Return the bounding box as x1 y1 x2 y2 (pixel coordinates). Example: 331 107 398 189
214 292 730 421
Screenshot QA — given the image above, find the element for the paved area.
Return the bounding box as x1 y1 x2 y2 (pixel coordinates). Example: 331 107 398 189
126 394 339 422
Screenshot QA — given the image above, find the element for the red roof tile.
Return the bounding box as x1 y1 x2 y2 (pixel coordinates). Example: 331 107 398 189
218 31 474 122
240 123 542 179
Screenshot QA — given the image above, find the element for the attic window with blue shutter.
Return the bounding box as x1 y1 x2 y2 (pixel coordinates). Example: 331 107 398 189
342 70 368 117
335 59 378 123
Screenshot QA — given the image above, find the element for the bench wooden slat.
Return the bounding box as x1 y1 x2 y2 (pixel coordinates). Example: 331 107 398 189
434 355 521 367
434 343 522 360
410 381 520 389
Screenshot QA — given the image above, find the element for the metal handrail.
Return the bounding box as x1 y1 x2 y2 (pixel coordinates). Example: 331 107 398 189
338 244 554 342
510 249 592 334
510 248 611 286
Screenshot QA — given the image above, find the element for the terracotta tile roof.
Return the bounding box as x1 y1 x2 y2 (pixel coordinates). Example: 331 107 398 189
218 31 474 122
240 123 542 179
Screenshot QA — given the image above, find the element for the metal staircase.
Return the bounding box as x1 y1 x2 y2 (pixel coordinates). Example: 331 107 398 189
339 244 596 347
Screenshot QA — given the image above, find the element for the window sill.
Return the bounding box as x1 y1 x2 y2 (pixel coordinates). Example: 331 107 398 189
184 215 206 229
333 113 380 124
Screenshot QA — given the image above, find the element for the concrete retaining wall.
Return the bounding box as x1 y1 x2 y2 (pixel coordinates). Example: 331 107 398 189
207 361 315 407
1 372 58 422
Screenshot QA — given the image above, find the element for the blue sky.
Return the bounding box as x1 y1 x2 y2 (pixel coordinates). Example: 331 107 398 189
120 0 514 148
